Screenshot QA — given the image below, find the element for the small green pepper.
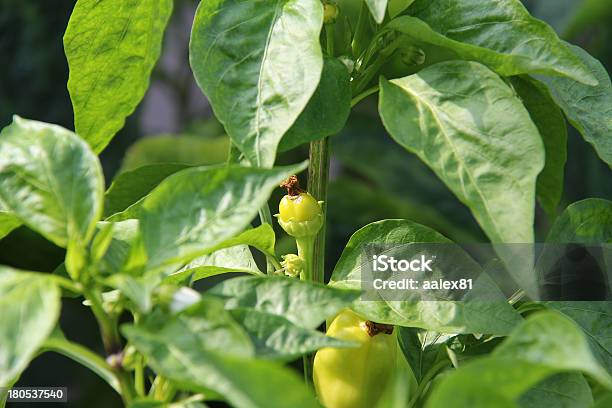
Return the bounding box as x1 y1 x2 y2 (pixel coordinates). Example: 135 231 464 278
276 176 323 280
277 175 323 239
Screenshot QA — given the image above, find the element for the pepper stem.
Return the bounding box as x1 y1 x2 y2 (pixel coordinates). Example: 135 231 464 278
296 236 316 281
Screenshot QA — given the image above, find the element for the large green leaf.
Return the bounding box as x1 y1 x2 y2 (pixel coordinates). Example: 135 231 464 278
229 308 355 361
511 76 567 219
137 163 306 270
392 0 596 84
190 0 324 167
123 302 320 408
379 62 545 243
546 198 612 244
538 44 612 166
279 57 351 151
330 220 522 334
64 0 173 153
104 163 190 217
0 116 104 248
493 311 611 387
518 373 593 408
209 276 360 330
426 311 612 408
331 116 484 243
0 268 61 386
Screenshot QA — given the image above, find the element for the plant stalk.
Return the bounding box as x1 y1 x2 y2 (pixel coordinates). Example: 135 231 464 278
307 137 330 286
301 132 331 388
83 287 121 355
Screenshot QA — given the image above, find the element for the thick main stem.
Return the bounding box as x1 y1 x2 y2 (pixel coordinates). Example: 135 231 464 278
302 131 330 388
307 137 330 285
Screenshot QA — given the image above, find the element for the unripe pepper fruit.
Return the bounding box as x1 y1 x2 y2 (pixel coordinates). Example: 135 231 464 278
313 309 397 408
279 193 321 223
276 176 323 280
277 175 323 238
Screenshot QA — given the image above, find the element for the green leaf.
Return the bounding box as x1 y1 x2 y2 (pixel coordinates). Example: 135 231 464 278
209 275 360 330
123 302 320 408
190 0 324 167
544 302 612 376
64 0 173 153
593 393 612 408
167 246 261 285
388 0 414 19
546 198 612 243
0 211 21 240
510 76 567 219
393 0 596 84
536 198 612 299
537 200 612 374
94 220 142 276
493 311 612 388
137 163 306 270
397 327 450 383
331 116 484 243
42 329 120 393
0 268 61 386
129 297 254 358
518 373 593 408
104 163 190 217
379 62 545 243
166 223 276 283
537 44 612 166
0 116 104 248
279 57 351 151
366 0 388 24
426 311 612 408
229 308 355 361
105 273 159 313
119 135 229 173
330 219 522 334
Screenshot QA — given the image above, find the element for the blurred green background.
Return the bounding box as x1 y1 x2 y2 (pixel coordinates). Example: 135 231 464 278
1 0 611 406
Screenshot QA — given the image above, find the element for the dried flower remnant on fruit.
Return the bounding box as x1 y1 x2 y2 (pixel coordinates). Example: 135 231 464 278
363 320 394 336
280 175 305 196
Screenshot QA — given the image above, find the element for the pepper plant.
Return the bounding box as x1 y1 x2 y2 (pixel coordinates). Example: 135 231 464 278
1 0 611 407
